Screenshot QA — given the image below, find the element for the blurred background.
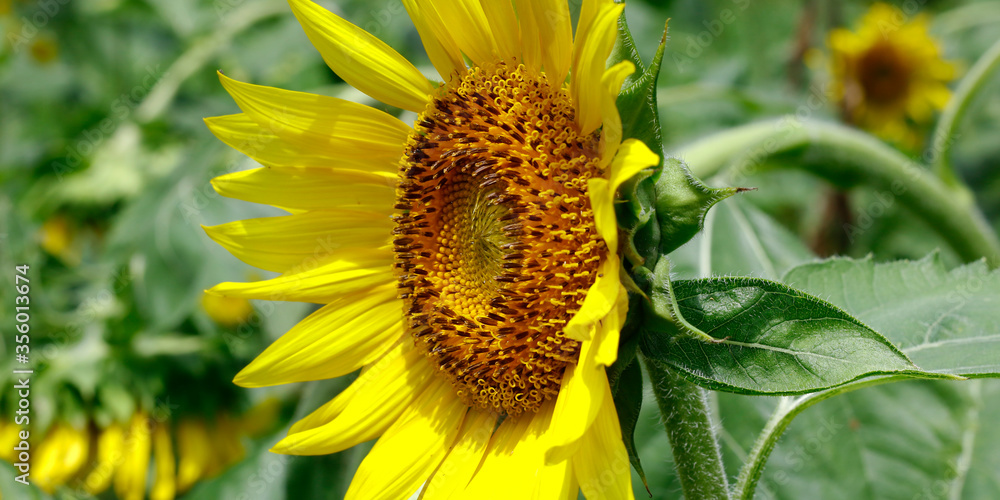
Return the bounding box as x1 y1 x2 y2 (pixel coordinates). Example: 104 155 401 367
0 0 998 498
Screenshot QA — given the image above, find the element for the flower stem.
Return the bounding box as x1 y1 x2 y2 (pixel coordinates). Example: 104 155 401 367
930 38 1000 188
678 119 1000 267
733 374 923 499
645 359 731 500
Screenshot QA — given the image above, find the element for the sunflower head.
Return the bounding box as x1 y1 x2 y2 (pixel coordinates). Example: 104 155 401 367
827 2 956 146
207 0 660 497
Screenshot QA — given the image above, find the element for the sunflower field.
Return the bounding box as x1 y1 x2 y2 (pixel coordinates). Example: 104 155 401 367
2 0 1000 499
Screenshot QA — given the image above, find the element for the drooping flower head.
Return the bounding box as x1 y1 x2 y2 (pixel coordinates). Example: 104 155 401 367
205 0 658 497
826 2 956 146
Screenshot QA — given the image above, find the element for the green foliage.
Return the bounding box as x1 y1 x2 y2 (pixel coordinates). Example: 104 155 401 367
641 272 927 394
785 255 1000 377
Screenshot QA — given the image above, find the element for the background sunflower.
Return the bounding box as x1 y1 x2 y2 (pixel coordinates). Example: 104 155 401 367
1 0 999 498
826 2 957 148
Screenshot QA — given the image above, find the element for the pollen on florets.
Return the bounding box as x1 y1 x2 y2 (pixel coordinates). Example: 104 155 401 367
392 62 605 415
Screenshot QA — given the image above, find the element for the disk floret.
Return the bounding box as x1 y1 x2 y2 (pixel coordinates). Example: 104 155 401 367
393 62 606 415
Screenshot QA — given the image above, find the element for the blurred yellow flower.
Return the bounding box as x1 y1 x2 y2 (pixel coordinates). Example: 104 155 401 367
0 409 270 498
33 423 89 493
29 36 58 64
206 0 658 497
200 290 254 327
83 422 124 494
827 3 956 146
39 215 78 264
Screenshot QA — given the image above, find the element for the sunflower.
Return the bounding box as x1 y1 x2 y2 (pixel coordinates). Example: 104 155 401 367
205 0 658 497
826 2 955 146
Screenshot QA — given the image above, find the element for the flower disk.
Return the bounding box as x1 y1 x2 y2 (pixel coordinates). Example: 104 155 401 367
393 62 606 416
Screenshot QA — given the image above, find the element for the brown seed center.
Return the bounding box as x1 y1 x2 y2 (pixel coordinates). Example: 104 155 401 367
858 42 912 105
392 62 606 415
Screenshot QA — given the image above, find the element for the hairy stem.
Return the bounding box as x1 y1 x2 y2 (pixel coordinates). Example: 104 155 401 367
733 374 935 499
646 359 731 500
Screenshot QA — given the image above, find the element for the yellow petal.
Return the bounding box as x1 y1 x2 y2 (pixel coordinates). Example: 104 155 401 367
210 166 395 212
481 0 520 62
83 423 124 494
462 402 577 499
574 381 634 500
590 138 659 251
0 421 21 462
218 72 410 165
33 424 90 493
115 414 152 500
423 0 496 67
565 258 619 342
204 114 392 173
599 61 636 167
286 339 408 433
572 2 624 134
177 419 210 492
287 0 434 112
514 0 542 73
275 345 440 456
210 414 245 473
150 424 176 500
207 251 393 304
204 210 391 273
201 292 254 327
403 0 465 81
345 381 468 500
234 285 403 387
543 326 617 464
828 28 863 55
523 0 572 85
420 409 496 500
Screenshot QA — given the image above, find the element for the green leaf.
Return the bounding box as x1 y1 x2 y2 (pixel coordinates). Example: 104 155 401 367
964 380 1000 498
723 380 994 500
784 255 1000 377
640 262 924 394
726 255 1000 500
